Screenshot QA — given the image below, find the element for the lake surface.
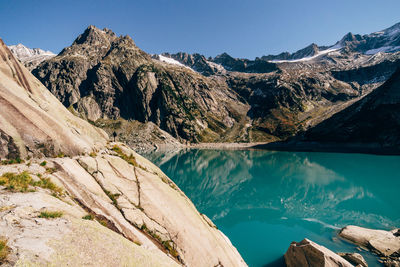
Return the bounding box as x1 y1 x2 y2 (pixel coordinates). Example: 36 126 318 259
143 149 400 267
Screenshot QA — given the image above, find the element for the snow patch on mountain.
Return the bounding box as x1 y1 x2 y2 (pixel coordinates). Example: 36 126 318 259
158 54 185 66
365 46 400 55
8 43 55 70
206 60 225 72
155 54 195 71
8 43 55 59
270 44 342 63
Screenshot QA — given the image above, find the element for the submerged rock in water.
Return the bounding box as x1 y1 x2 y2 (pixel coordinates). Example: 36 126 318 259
284 238 353 267
337 252 368 267
339 226 400 257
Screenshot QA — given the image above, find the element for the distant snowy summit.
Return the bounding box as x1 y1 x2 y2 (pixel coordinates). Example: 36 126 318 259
262 22 400 63
8 43 55 70
156 22 400 75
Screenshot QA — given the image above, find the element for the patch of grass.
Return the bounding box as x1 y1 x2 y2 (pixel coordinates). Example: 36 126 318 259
40 161 47 166
112 145 138 167
0 171 32 192
104 189 119 207
0 238 9 263
82 214 94 220
141 224 179 258
89 152 97 157
99 219 108 227
45 167 57 174
1 158 24 165
0 206 14 212
162 240 179 258
32 177 63 197
38 211 63 219
56 152 65 158
0 172 63 196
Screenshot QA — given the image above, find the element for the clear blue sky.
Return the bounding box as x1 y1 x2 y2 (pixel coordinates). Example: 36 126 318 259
0 0 399 59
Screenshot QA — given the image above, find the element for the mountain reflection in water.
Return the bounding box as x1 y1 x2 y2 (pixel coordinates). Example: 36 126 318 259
144 149 400 267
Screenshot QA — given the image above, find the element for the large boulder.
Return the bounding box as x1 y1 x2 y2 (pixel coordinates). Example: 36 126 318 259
339 226 400 257
337 252 368 267
284 238 353 267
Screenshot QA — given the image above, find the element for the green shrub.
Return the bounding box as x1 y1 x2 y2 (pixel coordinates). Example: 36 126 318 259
45 167 57 174
99 219 108 227
0 171 63 196
1 158 24 165
38 211 63 219
0 171 32 192
112 145 138 167
0 238 9 262
40 161 47 166
82 214 94 220
32 177 63 197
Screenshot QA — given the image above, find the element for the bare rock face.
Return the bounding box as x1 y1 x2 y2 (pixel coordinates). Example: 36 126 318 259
284 238 353 267
337 252 368 267
0 38 108 159
298 68 400 153
0 144 247 266
0 189 179 267
339 226 400 257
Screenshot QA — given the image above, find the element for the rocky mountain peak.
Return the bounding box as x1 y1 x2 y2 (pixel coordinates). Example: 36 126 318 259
340 32 361 44
291 43 320 58
7 43 55 70
381 22 400 36
73 25 117 46
215 52 233 60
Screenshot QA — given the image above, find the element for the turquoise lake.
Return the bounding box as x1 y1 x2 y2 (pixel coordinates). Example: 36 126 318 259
144 149 400 267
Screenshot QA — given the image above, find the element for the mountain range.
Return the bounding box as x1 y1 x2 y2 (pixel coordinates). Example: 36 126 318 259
8 43 55 70
9 22 400 153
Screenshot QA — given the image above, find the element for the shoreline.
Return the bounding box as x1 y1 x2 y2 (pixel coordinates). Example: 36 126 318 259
187 142 269 150
253 141 400 156
144 140 400 156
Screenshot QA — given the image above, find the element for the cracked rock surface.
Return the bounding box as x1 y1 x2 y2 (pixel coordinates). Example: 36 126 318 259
0 143 247 266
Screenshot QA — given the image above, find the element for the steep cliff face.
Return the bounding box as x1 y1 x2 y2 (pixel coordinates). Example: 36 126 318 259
302 67 400 151
0 38 107 159
33 26 247 142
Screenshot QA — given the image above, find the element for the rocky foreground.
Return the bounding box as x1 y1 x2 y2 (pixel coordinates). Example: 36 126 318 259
0 143 245 266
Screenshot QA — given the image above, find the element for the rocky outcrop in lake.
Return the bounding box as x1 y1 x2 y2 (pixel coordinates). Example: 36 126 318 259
340 226 400 266
284 238 353 267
